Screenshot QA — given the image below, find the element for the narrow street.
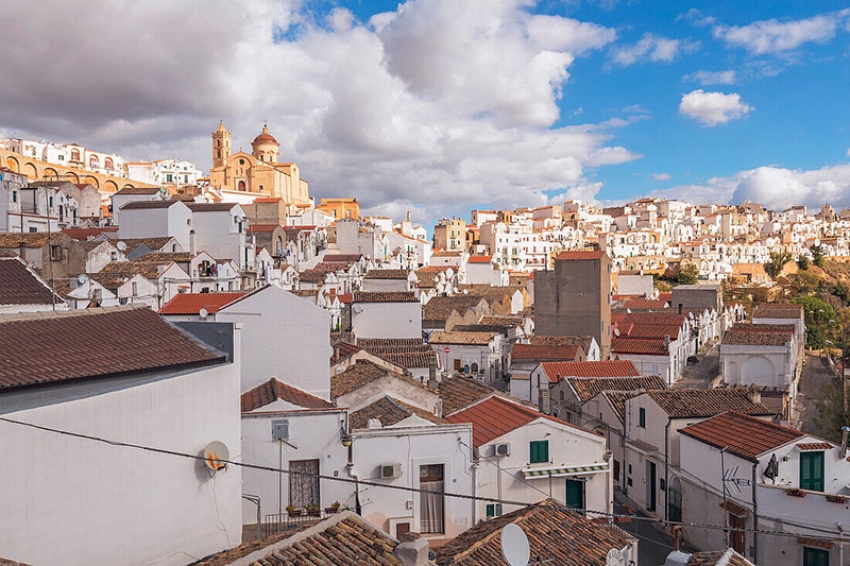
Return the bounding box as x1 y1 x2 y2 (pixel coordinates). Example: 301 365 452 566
797 352 838 434
673 341 719 390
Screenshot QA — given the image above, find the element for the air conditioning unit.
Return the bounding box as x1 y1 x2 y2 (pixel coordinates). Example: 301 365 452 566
381 463 403 479
494 443 511 457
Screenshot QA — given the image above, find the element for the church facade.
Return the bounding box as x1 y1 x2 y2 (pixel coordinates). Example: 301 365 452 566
208 123 312 206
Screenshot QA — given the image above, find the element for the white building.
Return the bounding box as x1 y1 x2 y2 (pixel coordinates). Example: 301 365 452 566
127 158 202 187
351 290 422 340
1 137 126 178
0 307 242 566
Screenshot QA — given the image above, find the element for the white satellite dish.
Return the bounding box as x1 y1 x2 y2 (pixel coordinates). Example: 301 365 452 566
606 548 626 566
501 523 530 566
77 273 88 284
199 308 209 320
203 440 230 472
116 241 127 251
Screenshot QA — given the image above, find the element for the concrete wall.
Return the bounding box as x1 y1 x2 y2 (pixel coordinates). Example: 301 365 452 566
352 301 422 340
240 409 351 524
217 285 332 398
0 361 242 566
350 424 475 540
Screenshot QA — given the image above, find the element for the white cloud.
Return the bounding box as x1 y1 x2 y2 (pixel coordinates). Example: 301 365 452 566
0 0 636 223
612 33 695 66
713 9 850 55
650 164 850 211
679 90 753 126
653 172 671 181
684 69 736 86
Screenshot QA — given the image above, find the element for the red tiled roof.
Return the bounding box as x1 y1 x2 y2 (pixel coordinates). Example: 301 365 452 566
247 224 280 233
620 299 669 310
618 323 681 340
241 377 334 412
798 442 833 451
611 312 688 326
61 226 119 241
0 307 225 391
467 255 492 264
512 344 579 362
0 257 64 306
612 338 668 355
186 202 238 212
253 197 281 203
556 250 606 260
680 411 804 461
445 396 572 447
541 360 640 380
752 303 804 319
353 291 418 303
568 375 667 401
159 292 246 315
647 389 772 418
324 254 362 262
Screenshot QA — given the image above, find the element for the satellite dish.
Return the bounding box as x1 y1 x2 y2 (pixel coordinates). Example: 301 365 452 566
203 441 229 472
116 241 127 251
199 308 209 319
500 523 530 566
77 274 88 284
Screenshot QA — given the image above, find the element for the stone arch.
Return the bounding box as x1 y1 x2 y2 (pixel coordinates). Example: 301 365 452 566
122 184 135 189
238 180 246 191
64 171 79 183
103 180 118 193
43 167 59 179
23 162 38 180
5 156 19 172
85 175 100 189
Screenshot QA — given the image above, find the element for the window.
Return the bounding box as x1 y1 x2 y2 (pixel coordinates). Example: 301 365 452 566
804 547 830 566
12 191 16 203
639 408 646 428
486 504 503 518
289 459 320 509
566 479 584 511
530 440 549 464
419 464 444 533
800 451 825 492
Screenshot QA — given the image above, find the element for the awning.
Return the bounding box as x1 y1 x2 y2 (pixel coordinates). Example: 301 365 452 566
522 462 609 479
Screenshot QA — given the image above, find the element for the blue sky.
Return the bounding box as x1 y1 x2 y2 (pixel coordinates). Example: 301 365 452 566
1 1 849 225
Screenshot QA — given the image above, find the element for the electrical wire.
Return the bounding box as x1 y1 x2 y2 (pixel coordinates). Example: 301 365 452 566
0 414 840 544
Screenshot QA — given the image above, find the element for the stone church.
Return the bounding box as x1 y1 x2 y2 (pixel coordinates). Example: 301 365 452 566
208 122 312 206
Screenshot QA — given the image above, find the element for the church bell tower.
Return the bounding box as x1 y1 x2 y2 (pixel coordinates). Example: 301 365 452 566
212 121 231 169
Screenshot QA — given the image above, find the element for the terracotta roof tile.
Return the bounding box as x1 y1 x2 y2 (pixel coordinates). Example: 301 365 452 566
363 269 410 280
612 338 669 355
541 360 640 379
618 323 681 340
512 344 580 362
467 255 492 264
61 226 119 241
435 499 632 566
353 291 418 303
247 223 281 234
444 396 574 447
722 331 792 346
0 307 225 391
349 395 444 429
0 232 58 248
323 254 362 262
429 331 498 346
648 389 773 418
330 360 417 399
113 187 162 195
568 375 667 402
752 304 804 319
439 376 496 415
0 257 64 306
194 512 402 566
186 202 237 212
423 295 485 324
611 312 688 326
330 341 362 364
680 411 804 461
241 377 334 412
356 338 423 348
528 335 594 351
119 200 178 210
798 442 833 451
159 292 246 315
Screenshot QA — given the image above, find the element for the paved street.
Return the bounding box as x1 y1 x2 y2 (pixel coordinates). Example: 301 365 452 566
614 492 695 566
673 341 719 390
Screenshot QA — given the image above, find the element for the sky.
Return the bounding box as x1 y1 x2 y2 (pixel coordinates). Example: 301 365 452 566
1 1 849 227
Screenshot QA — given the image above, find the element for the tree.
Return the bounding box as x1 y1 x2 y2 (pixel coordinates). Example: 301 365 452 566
764 251 792 280
676 263 699 285
793 296 836 349
812 380 850 443
797 255 810 270
810 244 825 268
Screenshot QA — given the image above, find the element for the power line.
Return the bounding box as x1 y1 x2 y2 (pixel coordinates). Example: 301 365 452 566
0 414 840 544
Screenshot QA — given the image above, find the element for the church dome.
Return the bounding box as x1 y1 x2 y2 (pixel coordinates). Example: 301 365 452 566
253 125 278 146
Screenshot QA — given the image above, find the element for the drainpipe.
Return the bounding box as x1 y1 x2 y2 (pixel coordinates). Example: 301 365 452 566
752 462 759 564
664 419 671 521
242 494 262 541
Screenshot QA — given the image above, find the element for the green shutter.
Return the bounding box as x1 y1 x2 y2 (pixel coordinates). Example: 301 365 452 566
804 547 830 566
530 440 549 464
800 452 825 492
566 480 583 510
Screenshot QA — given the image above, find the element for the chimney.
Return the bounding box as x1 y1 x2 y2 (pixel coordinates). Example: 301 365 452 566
427 359 438 390
747 383 762 406
394 532 431 566
663 334 670 353
18 241 25 260
189 229 196 255
538 388 551 414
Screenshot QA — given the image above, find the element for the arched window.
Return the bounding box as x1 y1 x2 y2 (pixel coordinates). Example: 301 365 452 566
237 180 246 191
89 155 100 169
104 157 114 169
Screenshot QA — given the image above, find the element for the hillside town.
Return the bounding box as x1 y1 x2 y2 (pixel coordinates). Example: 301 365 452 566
3 127 850 566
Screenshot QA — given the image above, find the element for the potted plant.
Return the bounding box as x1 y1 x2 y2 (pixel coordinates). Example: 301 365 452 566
825 494 847 504
786 488 806 498
306 503 321 517
325 501 341 514
286 504 301 517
